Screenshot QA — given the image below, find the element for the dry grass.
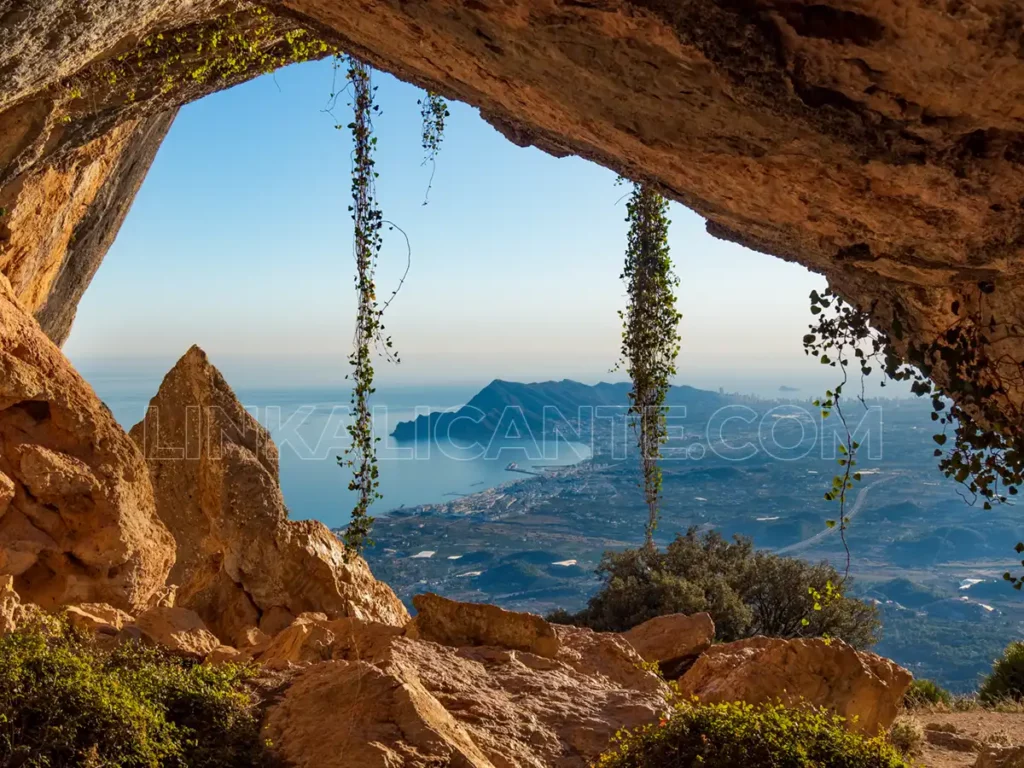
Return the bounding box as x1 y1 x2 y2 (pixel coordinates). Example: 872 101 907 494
904 695 1024 715
889 715 925 757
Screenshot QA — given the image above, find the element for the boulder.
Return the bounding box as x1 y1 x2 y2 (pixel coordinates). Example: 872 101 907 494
623 612 714 677
327 616 406 665
64 602 134 636
260 614 337 667
976 746 1024 768
128 345 408 646
925 727 982 753
264 660 497 768
263 619 667 768
206 645 242 665
146 584 177 609
237 625 272 649
406 593 559 658
378 635 665 767
677 636 912 735
0 276 174 611
134 606 220 658
255 614 406 668
554 624 665 694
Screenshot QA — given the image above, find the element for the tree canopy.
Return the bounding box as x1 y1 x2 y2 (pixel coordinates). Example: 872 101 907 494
550 528 880 649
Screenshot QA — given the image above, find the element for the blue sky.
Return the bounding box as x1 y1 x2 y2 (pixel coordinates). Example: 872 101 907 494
64 58 834 395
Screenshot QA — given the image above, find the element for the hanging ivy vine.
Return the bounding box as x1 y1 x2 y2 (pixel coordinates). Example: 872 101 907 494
802 288 876 579
803 282 1024 585
419 92 449 161
617 182 681 549
336 55 394 558
418 91 449 203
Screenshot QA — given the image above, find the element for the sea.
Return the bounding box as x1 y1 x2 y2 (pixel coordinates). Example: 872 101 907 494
85 372 591 529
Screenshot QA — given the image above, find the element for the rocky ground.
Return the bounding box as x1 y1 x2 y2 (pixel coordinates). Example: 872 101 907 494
910 712 1024 768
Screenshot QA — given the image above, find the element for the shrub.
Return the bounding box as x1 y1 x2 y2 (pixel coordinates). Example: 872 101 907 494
903 678 952 709
980 641 1024 704
0 616 278 767
550 528 880 648
594 700 909 768
888 716 924 756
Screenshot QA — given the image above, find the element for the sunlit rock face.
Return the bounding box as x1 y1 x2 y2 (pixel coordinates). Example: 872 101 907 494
2 1 1024 413
128 345 409 646
677 635 913 736
0 275 175 611
2 114 175 345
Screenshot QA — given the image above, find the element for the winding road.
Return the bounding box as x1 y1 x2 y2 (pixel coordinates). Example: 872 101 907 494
775 474 898 556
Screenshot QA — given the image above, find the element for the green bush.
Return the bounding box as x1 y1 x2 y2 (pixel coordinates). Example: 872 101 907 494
980 641 1024 704
0 616 278 767
903 678 952 708
550 528 880 648
595 700 909 768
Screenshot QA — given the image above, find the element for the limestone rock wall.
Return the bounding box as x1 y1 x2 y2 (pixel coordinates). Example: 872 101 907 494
1 112 176 344
0 275 174 611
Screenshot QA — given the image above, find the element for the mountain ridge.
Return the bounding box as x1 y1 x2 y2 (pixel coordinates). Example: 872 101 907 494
390 378 730 441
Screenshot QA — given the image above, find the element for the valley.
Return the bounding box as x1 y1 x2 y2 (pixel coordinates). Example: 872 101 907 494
364 381 1024 693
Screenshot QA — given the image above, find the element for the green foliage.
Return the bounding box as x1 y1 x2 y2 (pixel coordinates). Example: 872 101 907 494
805 289 878 576
0 617 275 767
550 528 880 648
903 678 952 709
96 7 334 99
979 641 1024 704
617 183 680 548
594 700 908 768
417 91 450 203
803 285 1024 586
336 55 394 558
419 92 449 162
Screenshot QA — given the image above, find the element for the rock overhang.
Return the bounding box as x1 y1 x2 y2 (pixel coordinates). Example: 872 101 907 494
0 0 1022 422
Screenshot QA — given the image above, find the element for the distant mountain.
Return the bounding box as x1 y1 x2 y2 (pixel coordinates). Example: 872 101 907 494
390 378 729 441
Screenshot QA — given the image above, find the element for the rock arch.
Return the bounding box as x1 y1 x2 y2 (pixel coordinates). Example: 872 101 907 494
2 0 1023 418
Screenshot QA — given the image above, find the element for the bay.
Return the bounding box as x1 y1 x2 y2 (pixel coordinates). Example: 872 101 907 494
85 371 590 529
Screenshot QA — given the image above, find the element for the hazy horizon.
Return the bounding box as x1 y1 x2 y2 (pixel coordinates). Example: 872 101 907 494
59 56 854 398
